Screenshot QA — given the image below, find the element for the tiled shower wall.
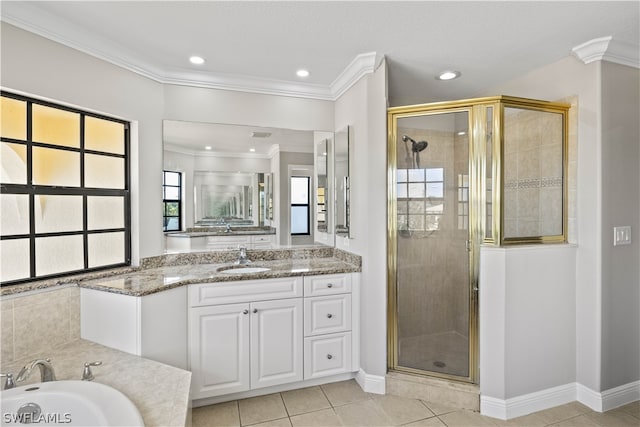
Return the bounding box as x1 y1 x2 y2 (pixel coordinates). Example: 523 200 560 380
396 127 469 340
502 99 576 240
1 286 80 364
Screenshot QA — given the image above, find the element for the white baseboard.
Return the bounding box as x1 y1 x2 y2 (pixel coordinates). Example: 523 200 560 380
481 383 576 420
355 369 386 394
482 381 640 420
578 381 640 412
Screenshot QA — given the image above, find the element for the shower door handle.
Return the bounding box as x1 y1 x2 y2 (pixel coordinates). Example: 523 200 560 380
465 240 472 252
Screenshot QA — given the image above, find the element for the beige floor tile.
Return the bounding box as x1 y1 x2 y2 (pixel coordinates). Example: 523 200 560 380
403 417 446 426
290 408 343 427
321 380 372 407
617 401 640 419
532 402 592 425
192 401 240 427
499 412 548 427
548 414 599 426
239 394 288 426
282 386 331 416
373 395 435 425
248 418 292 427
334 399 394 426
421 401 458 416
438 410 499 427
584 409 640 426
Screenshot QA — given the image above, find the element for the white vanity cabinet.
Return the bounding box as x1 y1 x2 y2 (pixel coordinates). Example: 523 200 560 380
166 233 276 252
303 274 354 380
188 272 359 401
189 277 303 399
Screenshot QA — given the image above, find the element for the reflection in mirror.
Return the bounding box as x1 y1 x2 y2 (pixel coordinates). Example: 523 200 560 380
193 171 272 227
335 126 350 238
314 132 334 246
316 138 328 233
163 120 329 251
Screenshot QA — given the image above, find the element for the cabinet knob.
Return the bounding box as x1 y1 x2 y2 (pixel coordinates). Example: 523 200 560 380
326 354 333 360
327 283 333 288
326 313 333 319
242 309 249 315
252 308 258 314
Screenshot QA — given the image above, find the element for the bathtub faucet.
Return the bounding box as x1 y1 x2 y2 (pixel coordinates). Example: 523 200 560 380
16 359 56 383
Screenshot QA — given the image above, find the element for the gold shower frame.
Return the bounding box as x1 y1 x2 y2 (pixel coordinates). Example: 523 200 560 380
387 96 570 384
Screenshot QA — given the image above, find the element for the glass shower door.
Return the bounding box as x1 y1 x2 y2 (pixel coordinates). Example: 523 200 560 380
392 110 472 380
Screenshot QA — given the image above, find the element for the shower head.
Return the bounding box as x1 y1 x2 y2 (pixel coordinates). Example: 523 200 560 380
413 140 428 152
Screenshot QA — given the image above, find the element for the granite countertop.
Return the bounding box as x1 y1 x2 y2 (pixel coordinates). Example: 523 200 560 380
1 247 361 298
80 256 360 297
0 339 191 427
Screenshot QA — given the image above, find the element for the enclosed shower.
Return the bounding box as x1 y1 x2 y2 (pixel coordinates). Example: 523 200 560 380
387 96 569 383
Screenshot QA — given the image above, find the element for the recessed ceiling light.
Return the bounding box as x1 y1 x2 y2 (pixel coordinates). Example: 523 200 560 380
457 131 467 136
251 131 272 138
436 71 461 81
323 152 327 156
204 146 212 150
249 148 256 152
296 69 310 78
189 56 205 65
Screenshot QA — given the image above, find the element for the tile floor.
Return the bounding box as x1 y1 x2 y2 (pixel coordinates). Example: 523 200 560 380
192 379 640 427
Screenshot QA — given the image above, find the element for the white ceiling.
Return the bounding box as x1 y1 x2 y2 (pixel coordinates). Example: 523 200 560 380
2 1 638 108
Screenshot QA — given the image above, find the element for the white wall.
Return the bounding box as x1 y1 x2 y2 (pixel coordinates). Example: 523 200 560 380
481 55 603 393
600 61 640 391
334 59 388 383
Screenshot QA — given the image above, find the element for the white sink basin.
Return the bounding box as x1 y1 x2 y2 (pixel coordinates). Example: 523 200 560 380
217 266 271 274
1 380 144 426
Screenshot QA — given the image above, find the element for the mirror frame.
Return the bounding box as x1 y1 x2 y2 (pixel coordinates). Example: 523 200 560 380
313 131 334 246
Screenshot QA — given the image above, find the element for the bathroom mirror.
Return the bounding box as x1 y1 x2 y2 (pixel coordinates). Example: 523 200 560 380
316 138 328 233
335 125 351 238
313 131 334 246
163 120 330 249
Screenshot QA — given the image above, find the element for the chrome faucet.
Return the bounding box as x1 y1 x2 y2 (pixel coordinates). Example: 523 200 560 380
0 373 15 390
236 246 251 265
15 359 56 383
225 223 232 233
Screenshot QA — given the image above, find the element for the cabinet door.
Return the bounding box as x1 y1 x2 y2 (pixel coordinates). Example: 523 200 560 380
190 303 250 398
250 298 303 389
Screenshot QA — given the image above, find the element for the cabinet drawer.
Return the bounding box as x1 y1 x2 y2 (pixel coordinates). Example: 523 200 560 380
304 274 351 296
304 332 352 379
304 294 351 336
252 235 274 243
190 277 303 307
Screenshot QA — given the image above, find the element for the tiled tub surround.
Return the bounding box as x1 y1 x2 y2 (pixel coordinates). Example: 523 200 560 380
0 339 191 427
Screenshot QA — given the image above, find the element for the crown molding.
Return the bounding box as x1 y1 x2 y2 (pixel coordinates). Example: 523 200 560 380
1 2 376 100
572 36 640 69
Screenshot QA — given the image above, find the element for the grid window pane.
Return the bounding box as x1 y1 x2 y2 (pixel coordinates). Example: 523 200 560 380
408 169 425 182
0 194 30 235
35 235 84 276
32 104 80 148
85 116 125 154
88 232 125 268
1 96 27 140
408 183 425 198
35 195 83 233
291 177 309 204
164 186 180 200
32 147 80 187
88 196 125 230
164 171 180 186
85 154 125 189
291 206 309 234
1 143 27 184
426 183 444 198
397 169 408 183
426 168 444 182
0 239 30 282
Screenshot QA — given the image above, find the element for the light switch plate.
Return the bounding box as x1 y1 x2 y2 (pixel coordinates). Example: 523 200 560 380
613 226 631 246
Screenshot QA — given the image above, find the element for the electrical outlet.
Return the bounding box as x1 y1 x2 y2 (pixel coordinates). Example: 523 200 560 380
613 226 631 246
